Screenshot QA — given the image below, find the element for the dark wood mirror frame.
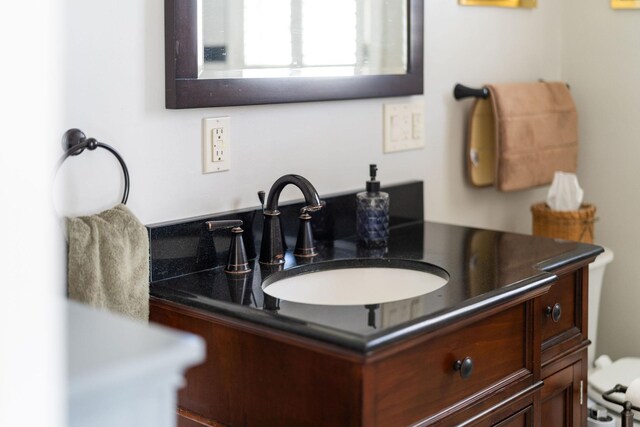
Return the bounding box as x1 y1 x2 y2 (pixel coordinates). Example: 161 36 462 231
164 0 424 109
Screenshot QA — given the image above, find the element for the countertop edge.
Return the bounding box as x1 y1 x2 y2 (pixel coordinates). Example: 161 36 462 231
362 273 557 352
150 272 558 354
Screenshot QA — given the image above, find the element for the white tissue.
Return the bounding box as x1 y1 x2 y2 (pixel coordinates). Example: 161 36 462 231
626 377 640 406
546 171 584 211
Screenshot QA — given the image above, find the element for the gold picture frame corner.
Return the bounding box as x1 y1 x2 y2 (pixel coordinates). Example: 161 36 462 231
611 0 640 9
458 0 537 9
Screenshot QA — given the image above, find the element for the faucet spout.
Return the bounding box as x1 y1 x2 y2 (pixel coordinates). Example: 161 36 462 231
264 174 322 214
259 174 322 265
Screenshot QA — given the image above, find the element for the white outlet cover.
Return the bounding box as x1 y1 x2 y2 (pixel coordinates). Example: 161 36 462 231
202 117 230 173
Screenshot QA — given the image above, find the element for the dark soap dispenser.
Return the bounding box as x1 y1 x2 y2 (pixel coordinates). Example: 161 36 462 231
356 164 389 248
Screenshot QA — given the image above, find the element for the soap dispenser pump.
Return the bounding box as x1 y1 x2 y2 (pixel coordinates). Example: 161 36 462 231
356 164 389 248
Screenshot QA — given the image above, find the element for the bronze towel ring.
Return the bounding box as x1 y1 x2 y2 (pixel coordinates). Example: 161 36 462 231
56 128 130 204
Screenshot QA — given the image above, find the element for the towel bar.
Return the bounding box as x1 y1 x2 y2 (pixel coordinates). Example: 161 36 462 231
57 128 130 204
454 84 489 100
458 81 577 191
454 81 570 100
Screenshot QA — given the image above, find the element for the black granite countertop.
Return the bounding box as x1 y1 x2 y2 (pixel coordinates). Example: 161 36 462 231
148 182 602 353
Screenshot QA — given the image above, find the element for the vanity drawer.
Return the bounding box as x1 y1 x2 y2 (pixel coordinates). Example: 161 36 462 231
371 303 532 426
540 270 586 362
541 274 576 342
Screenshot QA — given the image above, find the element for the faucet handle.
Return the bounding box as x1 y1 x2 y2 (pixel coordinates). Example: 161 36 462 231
294 210 318 259
257 191 266 211
206 219 243 232
205 219 251 274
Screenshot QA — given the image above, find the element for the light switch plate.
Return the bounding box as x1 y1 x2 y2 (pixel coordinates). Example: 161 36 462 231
202 117 230 173
383 103 425 153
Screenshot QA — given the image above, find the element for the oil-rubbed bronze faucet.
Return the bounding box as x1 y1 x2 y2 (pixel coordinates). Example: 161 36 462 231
258 175 323 265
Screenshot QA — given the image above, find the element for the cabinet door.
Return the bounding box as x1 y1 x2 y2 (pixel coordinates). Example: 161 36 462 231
493 406 532 427
540 360 583 427
452 400 533 427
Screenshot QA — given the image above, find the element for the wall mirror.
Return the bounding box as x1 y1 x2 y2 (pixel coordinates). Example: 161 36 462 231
165 0 423 108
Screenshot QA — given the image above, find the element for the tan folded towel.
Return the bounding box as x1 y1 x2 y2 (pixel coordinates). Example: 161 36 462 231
67 204 149 322
487 81 578 192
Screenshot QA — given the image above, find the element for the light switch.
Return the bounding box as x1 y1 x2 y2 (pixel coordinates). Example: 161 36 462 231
383 102 425 153
412 112 423 140
390 115 404 142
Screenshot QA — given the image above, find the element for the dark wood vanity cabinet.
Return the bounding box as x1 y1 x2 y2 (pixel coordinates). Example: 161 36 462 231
150 262 593 427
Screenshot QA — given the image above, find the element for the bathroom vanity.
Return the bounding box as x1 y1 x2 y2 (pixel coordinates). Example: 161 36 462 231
148 182 602 426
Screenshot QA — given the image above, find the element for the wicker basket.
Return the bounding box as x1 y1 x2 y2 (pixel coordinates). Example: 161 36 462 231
530 203 596 243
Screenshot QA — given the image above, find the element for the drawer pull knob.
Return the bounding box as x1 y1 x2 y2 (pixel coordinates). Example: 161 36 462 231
453 357 474 379
545 303 562 323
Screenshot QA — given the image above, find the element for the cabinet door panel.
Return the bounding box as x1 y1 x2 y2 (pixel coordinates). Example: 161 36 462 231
541 361 582 427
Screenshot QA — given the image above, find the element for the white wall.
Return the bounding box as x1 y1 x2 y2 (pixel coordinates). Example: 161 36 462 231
59 1 634 360
60 0 561 232
562 1 640 360
423 2 562 232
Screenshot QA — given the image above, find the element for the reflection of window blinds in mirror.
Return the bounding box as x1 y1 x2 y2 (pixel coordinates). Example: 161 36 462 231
243 0 292 66
302 0 357 66
243 0 358 68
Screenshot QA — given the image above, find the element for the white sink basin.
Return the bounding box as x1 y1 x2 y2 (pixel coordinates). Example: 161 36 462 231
262 261 448 306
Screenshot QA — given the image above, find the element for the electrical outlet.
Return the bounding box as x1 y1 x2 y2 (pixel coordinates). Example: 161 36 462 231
203 117 230 173
383 103 425 153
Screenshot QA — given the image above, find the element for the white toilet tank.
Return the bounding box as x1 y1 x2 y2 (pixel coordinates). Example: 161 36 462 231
588 246 614 366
